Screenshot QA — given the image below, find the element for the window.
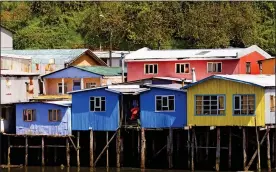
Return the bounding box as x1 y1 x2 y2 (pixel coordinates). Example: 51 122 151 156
270 95 276 112
145 64 158 74
195 95 225 115
48 109 61 122
58 83 68 94
23 109 36 121
233 95 255 115
86 83 96 89
207 62 222 73
246 62 251 74
90 97 106 112
176 63 190 74
156 96 175 111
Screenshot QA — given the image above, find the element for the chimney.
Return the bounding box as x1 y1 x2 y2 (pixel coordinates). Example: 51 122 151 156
181 78 186 87
192 68 196 83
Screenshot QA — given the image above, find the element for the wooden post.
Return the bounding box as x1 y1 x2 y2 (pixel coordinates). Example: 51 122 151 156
77 131 80 167
267 129 271 171
138 129 140 163
25 137 28 166
116 129 121 168
215 127 220 172
255 122 261 171
273 128 275 168
7 136 10 166
106 131 109 168
228 128 232 170
167 128 173 169
243 128 247 170
66 137 70 167
188 127 191 169
90 130 94 167
191 128 195 171
141 128 146 169
42 137 45 166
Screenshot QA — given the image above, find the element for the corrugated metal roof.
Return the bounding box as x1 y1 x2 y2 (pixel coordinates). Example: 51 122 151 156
153 77 192 83
1 70 39 76
93 51 132 58
125 45 271 60
107 88 149 94
147 83 185 91
1 54 32 60
184 74 275 89
46 100 72 107
76 66 123 76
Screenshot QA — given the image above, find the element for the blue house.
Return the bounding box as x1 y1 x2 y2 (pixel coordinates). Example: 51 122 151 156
140 84 187 128
15 101 72 135
69 84 186 131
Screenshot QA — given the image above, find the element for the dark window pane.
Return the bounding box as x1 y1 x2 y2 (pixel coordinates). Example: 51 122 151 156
203 110 210 115
185 64 190 73
169 99 174 110
181 64 184 73
95 98 100 106
218 63 222 72
90 100 95 111
203 96 210 100
154 64 158 73
156 99 162 111
149 65 153 73
145 65 149 73
90 97 95 101
235 96 240 109
163 106 169 111
101 100 106 111
156 96 161 100
168 96 174 100
211 110 217 114
211 96 217 100
234 110 240 114
102 97 106 101
208 63 212 72
203 101 210 106
176 64 180 73
162 97 168 106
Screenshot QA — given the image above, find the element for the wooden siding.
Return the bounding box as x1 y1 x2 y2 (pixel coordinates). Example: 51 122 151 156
16 103 71 136
71 88 120 131
140 88 187 128
238 51 265 74
187 78 265 126
261 58 275 74
265 89 276 124
70 54 101 66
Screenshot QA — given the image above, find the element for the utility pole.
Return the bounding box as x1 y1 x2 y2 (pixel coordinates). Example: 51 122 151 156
109 30 112 67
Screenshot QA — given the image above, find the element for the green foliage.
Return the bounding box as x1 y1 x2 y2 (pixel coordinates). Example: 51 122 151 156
1 1 275 55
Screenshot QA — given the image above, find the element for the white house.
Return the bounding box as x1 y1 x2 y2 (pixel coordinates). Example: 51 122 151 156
1 25 14 50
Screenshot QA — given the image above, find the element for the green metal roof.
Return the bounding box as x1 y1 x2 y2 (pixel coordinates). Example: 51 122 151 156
76 66 126 76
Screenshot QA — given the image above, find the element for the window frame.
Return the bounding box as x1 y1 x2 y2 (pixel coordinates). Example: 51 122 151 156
144 64 158 75
175 63 190 74
207 62 222 73
57 83 68 94
246 62 251 74
232 94 256 116
155 95 175 112
48 109 61 122
194 94 226 116
89 96 106 112
86 82 97 89
23 109 35 122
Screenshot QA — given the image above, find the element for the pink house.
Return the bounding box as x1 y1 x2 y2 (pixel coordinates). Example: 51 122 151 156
125 45 272 82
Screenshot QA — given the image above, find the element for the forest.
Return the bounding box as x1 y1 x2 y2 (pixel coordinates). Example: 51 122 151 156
1 1 276 55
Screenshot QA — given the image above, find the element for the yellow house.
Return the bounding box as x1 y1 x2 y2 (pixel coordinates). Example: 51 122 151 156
184 74 275 127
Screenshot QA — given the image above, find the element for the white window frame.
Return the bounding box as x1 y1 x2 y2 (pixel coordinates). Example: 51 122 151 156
233 95 255 115
175 63 190 74
144 64 158 74
195 95 225 115
155 95 175 112
90 96 106 112
86 82 97 89
23 109 35 122
48 109 60 122
57 83 68 94
207 62 222 73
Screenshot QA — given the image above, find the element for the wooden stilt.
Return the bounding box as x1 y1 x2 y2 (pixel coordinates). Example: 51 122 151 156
25 137 28 166
77 131 80 167
215 127 220 172
141 128 146 169
167 128 173 169
191 128 195 171
66 137 70 167
206 128 209 160
267 129 271 171
7 136 10 166
42 137 45 166
243 128 247 170
106 131 109 168
256 125 261 171
228 128 232 170
120 136 124 166
116 129 121 168
272 129 275 168
90 130 94 167
138 129 141 164
188 127 191 169
274 127 276 169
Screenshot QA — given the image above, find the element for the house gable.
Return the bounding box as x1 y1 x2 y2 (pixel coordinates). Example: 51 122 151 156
68 50 107 67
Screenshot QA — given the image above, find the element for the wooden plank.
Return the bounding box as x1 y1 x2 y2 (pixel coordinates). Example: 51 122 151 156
90 130 94 167
256 121 261 171
42 137 45 166
215 127 220 172
167 128 173 168
116 129 121 168
8 136 10 166
68 136 77 151
66 138 70 167
25 137 28 166
267 129 271 171
243 128 247 170
106 131 109 168
228 128 232 170
141 128 146 169
77 132 80 167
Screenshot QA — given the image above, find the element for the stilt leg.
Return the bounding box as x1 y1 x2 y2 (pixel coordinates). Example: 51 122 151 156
116 129 121 168
267 129 271 171
42 137 45 166
90 130 94 167
66 137 70 167
8 136 10 166
77 131 80 167
215 127 220 172
243 128 247 170
106 131 109 168
25 137 28 166
228 128 232 170
141 128 146 169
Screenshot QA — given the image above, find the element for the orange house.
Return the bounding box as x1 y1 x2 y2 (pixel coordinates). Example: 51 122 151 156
258 57 275 74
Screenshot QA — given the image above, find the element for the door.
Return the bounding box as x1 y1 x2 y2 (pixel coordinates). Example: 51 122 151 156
73 80 81 91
